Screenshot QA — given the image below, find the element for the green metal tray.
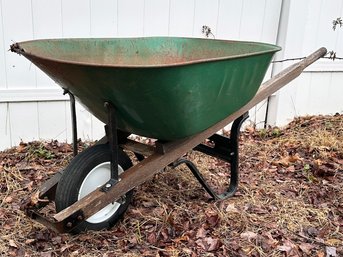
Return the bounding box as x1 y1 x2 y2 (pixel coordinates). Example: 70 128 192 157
13 37 281 140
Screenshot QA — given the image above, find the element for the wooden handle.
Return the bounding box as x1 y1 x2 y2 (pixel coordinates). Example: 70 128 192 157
301 47 327 67
255 47 327 103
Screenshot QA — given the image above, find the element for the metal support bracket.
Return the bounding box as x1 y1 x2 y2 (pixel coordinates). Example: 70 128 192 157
104 102 119 184
63 89 78 157
172 112 249 200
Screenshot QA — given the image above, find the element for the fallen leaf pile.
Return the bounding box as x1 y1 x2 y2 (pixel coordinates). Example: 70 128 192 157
0 114 342 256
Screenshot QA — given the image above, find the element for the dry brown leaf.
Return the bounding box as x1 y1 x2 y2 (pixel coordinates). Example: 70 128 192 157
278 240 299 256
206 212 220 226
299 242 314 254
195 237 220 252
16 143 27 153
5 196 13 203
325 238 342 246
287 165 296 172
147 233 157 245
26 181 34 192
60 244 74 253
278 244 292 252
173 235 189 244
275 153 303 167
30 190 40 206
326 246 337 257
29 190 49 206
9 239 18 248
288 153 303 163
204 237 221 252
246 126 255 133
240 231 257 241
195 239 206 251
225 203 239 212
314 159 323 166
196 226 207 239
25 239 35 245
317 251 325 257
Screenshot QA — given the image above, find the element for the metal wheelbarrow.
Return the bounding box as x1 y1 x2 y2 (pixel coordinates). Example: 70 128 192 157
11 37 326 233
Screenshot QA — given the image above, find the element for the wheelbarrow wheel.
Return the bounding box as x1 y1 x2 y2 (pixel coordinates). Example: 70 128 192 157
55 144 133 233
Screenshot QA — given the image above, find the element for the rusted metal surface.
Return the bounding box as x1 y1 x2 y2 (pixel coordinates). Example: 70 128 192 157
28 210 65 233
11 37 280 140
38 170 64 200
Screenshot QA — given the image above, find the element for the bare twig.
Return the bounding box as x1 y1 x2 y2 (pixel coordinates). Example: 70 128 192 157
201 25 215 39
333 17 343 31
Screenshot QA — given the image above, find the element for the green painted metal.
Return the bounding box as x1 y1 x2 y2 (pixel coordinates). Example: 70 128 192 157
14 37 280 140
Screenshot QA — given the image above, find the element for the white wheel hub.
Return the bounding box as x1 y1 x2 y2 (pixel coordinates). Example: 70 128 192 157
78 162 124 224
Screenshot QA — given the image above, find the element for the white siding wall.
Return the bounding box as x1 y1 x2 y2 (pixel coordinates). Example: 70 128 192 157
0 0 341 150
267 0 343 126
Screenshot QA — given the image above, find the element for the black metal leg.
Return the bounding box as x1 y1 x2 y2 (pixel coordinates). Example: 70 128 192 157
172 158 218 199
173 112 249 200
134 153 145 161
102 102 119 191
63 89 78 157
226 112 249 196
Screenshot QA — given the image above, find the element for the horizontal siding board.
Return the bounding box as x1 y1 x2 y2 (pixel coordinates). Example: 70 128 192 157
9 102 39 146
117 0 144 37
31 0 63 88
276 72 343 126
0 88 67 102
193 0 219 38
216 0 243 40
328 72 343 113
144 0 169 36
239 0 266 41
0 103 11 149
261 0 282 43
38 101 67 141
306 73 332 115
314 0 342 52
90 0 117 37
32 0 63 39
169 0 195 36
301 0 322 54
61 0 91 37
274 79 299 125
2 0 36 89
91 116 105 140
0 0 6 89
301 0 343 71
293 73 312 116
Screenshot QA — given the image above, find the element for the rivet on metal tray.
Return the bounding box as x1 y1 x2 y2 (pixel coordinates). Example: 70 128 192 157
105 183 112 188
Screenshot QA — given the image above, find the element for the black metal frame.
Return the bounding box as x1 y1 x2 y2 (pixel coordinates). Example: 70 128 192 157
64 90 248 200
102 102 120 191
63 89 78 157
171 112 248 200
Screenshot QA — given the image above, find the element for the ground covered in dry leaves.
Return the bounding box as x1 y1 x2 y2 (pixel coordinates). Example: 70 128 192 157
0 114 342 257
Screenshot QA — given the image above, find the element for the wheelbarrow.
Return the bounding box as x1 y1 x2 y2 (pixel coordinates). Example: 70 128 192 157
11 37 326 234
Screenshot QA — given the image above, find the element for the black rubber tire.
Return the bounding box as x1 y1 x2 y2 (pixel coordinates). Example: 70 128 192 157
55 144 133 233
